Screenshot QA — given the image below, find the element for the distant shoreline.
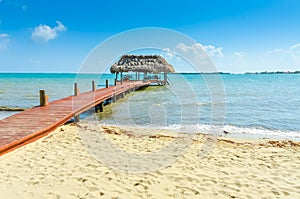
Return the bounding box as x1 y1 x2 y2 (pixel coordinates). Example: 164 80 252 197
0 71 300 75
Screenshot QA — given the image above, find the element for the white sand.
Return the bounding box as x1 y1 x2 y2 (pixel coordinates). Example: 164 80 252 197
0 123 299 199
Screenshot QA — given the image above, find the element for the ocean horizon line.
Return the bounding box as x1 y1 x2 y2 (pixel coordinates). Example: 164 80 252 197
0 71 300 75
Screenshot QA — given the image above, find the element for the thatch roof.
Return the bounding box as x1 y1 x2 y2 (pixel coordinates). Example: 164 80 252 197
110 55 175 74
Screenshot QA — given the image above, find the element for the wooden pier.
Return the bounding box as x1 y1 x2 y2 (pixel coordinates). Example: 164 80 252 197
0 81 151 156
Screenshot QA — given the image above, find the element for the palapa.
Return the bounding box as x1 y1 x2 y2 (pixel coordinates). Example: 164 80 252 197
110 55 175 74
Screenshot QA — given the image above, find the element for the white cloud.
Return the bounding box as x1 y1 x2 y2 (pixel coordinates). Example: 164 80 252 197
290 43 300 50
0 33 9 37
265 48 283 56
203 45 224 57
31 21 67 43
0 33 10 50
175 43 217 72
176 43 203 54
176 43 223 57
233 52 243 58
176 43 209 61
289 43 300 65
262 44 300 71
162 48 174 59
161 48 182 64
264 44 300 58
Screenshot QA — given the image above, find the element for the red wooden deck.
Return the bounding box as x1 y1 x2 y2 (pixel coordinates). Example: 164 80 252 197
0 81 151 156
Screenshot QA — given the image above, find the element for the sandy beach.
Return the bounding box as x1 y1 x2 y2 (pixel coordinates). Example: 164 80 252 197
0 123 299 199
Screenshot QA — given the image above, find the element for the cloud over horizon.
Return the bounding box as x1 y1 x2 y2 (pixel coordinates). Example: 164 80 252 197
176 43 223 58
263 43 300 71
175 43 217 72
161 48 182 63
203 45 224 57
31 21 67 43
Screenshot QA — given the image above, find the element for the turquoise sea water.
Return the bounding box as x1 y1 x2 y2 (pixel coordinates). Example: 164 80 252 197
0 73 299 140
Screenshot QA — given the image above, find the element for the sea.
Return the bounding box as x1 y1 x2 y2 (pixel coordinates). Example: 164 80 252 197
0 73 299 141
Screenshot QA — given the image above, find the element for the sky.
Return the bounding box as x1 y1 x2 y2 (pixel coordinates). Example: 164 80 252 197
0 0 300 73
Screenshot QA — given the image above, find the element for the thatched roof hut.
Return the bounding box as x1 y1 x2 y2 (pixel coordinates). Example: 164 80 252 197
110 55 175 74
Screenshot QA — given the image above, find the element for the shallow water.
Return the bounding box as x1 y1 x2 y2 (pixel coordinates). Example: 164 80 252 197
0 73 299 140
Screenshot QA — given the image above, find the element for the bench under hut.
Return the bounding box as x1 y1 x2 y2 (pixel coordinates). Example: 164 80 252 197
110 55 175 85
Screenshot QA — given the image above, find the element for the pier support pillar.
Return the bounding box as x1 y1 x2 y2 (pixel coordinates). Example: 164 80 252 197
95 102 103 113
127 86 131 94
39 90 48 106
112 94 116 102
74 115 80 123
74 82 80 122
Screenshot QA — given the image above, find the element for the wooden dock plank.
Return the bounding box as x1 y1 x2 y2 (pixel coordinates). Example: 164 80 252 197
0 81 150 156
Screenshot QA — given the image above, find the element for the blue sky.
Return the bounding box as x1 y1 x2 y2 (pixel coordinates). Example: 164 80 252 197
0 0 300 73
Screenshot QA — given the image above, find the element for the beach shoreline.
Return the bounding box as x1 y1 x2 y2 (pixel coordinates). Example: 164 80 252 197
0 123 299 198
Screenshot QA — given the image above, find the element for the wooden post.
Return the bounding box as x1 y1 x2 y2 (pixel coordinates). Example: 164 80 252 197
74 82 80 122
74 115 80 122
114 79 117 86
100 102 103 112
112 94 116 102
39 90 48 106
95 102 103 113
74 82 80 96
106 79 109 88
92 80 96 91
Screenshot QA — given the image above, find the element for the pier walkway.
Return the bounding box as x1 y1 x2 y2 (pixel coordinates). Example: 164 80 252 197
0 81 151 156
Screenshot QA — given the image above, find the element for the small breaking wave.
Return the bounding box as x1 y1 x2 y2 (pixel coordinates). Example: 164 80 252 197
161 124 300 140
106 123 300 140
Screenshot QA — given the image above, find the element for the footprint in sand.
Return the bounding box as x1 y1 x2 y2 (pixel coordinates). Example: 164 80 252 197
133 182 149 193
